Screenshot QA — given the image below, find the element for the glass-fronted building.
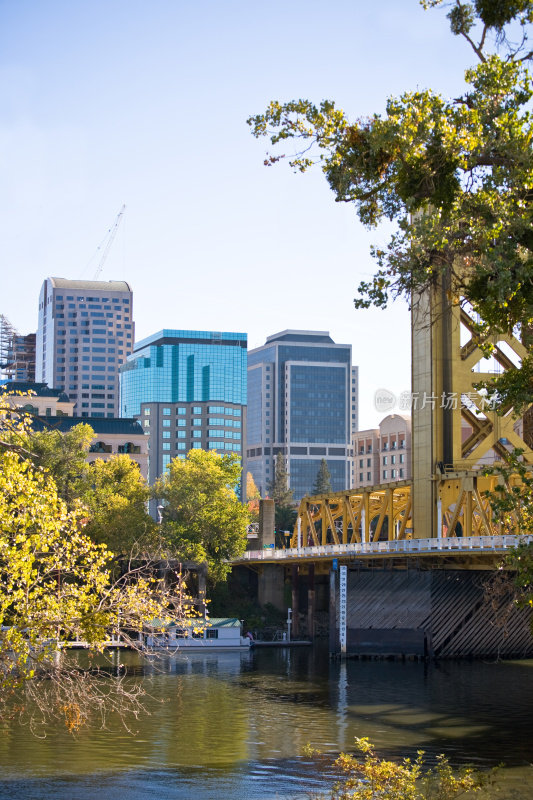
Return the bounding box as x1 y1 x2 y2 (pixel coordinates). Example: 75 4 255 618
247 330 357 501
119 329 247 484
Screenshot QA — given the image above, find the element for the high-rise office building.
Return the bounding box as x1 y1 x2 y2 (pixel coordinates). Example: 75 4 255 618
36 278 134 417
247 330 357 501
119 329 247 484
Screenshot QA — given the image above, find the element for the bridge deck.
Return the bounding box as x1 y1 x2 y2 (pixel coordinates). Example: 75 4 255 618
237 534 532 565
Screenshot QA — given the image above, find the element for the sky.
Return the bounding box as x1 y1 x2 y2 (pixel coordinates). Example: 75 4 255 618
0 0 476 428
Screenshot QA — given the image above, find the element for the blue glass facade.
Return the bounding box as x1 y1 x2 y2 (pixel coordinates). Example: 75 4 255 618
289 364 347 443
119 330 247 491
120 330 247 417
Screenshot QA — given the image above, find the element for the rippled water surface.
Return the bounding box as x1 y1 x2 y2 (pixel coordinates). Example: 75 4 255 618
1 647 533 799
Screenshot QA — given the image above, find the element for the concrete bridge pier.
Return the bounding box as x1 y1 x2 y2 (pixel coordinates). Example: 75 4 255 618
257 564 285 610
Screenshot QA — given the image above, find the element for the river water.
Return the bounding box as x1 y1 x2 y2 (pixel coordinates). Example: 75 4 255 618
1 646 533 799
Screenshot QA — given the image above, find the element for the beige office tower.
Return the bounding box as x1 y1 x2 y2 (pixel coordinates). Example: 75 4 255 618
36 278 134 418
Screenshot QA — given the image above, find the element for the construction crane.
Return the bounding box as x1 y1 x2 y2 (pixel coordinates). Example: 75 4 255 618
92 204 126 280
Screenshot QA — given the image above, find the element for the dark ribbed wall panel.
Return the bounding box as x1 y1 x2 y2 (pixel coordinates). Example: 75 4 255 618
341 569 533 659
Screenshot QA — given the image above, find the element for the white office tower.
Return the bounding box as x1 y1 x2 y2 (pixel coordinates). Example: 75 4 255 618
36 278 134 418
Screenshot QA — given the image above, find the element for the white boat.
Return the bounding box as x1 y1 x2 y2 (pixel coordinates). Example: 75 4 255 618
142 617 253 651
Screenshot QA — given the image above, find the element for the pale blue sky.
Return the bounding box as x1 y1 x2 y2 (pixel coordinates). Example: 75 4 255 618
1 1 475 427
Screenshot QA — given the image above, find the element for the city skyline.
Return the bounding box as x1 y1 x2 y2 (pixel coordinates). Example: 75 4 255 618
1 2 477 428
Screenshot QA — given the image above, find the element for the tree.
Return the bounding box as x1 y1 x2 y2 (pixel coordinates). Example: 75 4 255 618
0 394 191 731
22 423 94 506
0 448 186 731
153 450 249 583
268 453 294 506
246 471 261 523
481 450 533 626
268 453 297 532
79 455 157 556
313 458 332 495
248 0 533 410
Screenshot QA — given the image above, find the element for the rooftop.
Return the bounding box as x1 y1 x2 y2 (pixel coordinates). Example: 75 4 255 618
29 416 145 436
134 329 247 352
265 330 335 345
1 381 70 403
49 278 131 292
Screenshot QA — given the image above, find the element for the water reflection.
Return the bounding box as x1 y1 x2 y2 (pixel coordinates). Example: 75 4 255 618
1 647 533 799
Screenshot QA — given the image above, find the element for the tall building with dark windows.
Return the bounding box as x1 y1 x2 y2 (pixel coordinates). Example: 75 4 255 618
36 278 134 417
119 329 247 484
247 330 357 501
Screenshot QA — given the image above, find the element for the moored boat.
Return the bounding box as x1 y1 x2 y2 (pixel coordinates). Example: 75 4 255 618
142 617 252 651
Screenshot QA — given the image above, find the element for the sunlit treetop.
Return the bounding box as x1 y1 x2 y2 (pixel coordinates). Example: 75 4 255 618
248 0 533 408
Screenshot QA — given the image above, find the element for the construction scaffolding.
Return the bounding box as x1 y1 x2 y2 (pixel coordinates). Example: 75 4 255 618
0 315 36 383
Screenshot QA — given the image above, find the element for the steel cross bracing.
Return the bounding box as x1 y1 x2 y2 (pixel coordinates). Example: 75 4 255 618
287 470 525 552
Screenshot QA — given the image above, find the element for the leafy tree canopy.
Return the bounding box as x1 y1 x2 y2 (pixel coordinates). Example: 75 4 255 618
19 422 94 506
79 455 157 556
248 0 533 409
246 471 261 523
153 450 249 583
0 395 190 730
246 471 261 501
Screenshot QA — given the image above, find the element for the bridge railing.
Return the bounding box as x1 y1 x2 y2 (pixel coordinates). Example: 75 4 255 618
240 534 533 561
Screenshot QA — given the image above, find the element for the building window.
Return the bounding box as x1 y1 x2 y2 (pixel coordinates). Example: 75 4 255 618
193 419 202 426
177 443 186 450
163 432 170 439
400 454 405 463
383 456 387 465
192 442 202 448
177 407 186 415
177 431 186 438
162 443 171 450
177 419 186 427
359 459 363 468
163 420 171 427
399 469 404 478
192 431 202 438
391 455 396 464
144 420 150 427
367 472 371 481
359 473 363 482
163 408 171 415
193 406 202 414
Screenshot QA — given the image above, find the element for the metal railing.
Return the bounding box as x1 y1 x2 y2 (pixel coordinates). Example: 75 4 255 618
239 534 533 561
